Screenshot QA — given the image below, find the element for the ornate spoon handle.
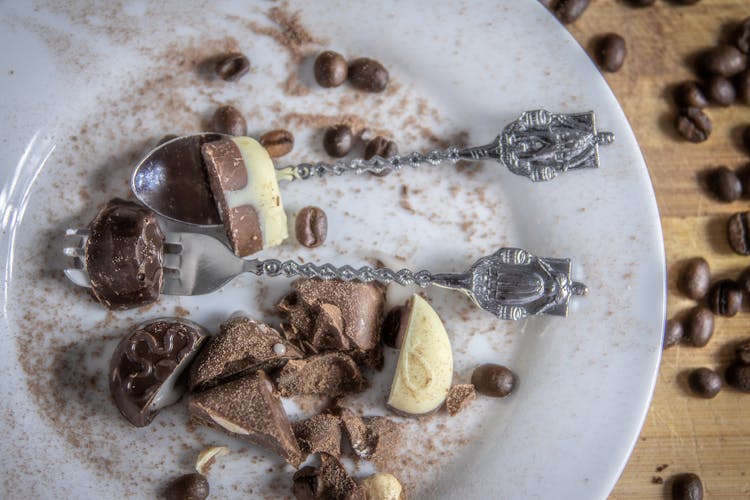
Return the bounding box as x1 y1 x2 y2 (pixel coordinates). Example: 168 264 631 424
275 109 614 183
246 247 588 320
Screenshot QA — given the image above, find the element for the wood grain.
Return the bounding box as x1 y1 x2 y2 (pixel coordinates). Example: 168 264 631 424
563 1 750 498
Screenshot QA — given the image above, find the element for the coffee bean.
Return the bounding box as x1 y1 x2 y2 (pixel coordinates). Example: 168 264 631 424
699 44 746 77
211 105 247 136
348 58 389 92
708 279 743 316
671 473 703 500
736 71 750 105
707 166 742 202
596 34 626 72
553 0 590 24
295 206 327 248
675 108 712 143
679 257 711 300
704 75 736 106
313 51 348 88
736 17 750 54
727 212 750 255
259 129 294 158
738 266 750 294
674 82 709 109
742 125 750 154
684 306 714 347
736 340 750 364
726 362 750 392
687 367 722 398
323 124 353 157
626 0 655 6
215 52 250 82
663 319 684 349
364 136 398 161
381 305 407 349
164 473 209 500
471 364 516 398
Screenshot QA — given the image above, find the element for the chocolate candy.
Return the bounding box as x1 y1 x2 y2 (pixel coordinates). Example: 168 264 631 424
201 137 288 257
110 318 208 427
292 413 343 458
336 407 401 460
273 352 366 398
188 316 303 391
314 51 348 88
292 454 364 500
85 198 165 310
295 206 327 248
188 371 302 466
471 363 517 398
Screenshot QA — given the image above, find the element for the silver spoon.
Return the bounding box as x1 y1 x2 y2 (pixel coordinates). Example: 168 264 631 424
131 109 614 226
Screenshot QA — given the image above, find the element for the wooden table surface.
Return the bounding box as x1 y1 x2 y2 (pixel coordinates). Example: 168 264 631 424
564 1 750 498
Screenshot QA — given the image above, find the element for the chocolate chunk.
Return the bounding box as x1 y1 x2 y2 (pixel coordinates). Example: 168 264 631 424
292 413 343 458
188 371 302 466
314 51 348 88
676 108 712 143
672 473 703 500
664 318 684 349
295 206 328 248
336 408 401 460
707 166 742 202
164 473 209 500
323 124 353 158
347 58 389 93
215 52 250 81
445 384 477 416
708 279 742 316
278 279 385 367
110 319 208 427
699 44 746 77
674 82 709 109
273 352 366 398
687 367 722 398
292 454 365 500
260 129 295 158
596 33 626 72
189 316 303 391
471 364 517 398
381 305 407 349
684 306 714 347
85 199 164 309
679 257 711 299
704 75 736 106
211 105 247 137
726 362 750 392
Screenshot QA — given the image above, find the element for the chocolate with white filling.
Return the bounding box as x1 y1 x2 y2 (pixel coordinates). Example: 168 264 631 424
85 198 164 309
109 318 208 427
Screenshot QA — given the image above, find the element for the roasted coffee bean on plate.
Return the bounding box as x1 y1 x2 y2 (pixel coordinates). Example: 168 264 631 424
738 266 750 294
736 17 750 54
553 0 590 24
727 211 750 255
704 75 736 106
314 50 348 88
471 364 516 398
671 472 703 500
726 362 750 392
259 129 295 158
663 318 684 349
364 136 398 161
295 206 327 248
699 44 746 77
211 105 247 137
708 279 743 317
676 107 712 143
348 58 389 93
736 70 750 105
674 82 709 109
679 257 711 299
164 473 209 500
215 52 250 81
687 367 722 398
736 339 750 365
684 306 714 347
595 33 626 73
707 166 742 202
323 124 354 157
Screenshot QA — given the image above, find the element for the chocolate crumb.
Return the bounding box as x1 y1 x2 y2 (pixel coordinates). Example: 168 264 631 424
445 384 477 416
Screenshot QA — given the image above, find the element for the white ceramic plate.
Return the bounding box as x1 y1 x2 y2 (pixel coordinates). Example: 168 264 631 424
0 1 665 498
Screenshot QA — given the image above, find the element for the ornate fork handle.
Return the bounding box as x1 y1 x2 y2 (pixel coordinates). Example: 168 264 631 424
275 109 614 183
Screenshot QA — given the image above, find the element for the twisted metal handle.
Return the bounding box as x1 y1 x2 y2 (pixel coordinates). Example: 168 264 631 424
248 259 436 287
275 147 463 181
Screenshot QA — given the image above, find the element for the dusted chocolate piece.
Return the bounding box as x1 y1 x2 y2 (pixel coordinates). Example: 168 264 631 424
292 454 365 500
201 137 288 257
85 198 164 309
110 319 208 427
445 384 477 416
336 408 401 460
273 352 366 398
189 316 303 391
278 279 385 367
292 413 343 458
188 371 302 467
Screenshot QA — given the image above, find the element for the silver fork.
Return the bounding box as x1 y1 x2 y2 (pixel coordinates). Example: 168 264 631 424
63 229 587 320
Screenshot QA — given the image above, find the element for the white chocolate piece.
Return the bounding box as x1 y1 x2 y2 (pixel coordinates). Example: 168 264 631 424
386 294 453 416
195 445 230 476
226 136 288 249
360 473 404 500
